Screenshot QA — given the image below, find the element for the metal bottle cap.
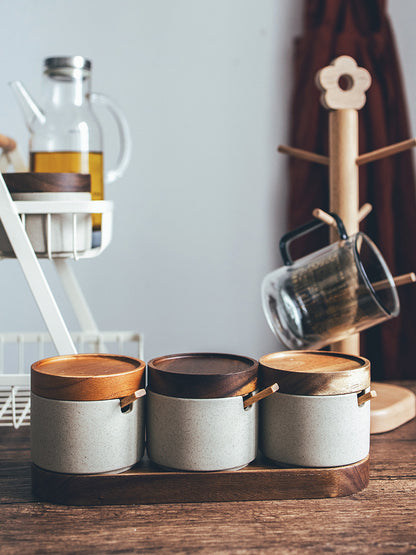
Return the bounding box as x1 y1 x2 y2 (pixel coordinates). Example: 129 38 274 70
44 56 91 71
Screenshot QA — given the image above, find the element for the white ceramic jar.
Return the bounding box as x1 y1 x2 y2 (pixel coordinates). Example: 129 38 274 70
31 354 146 474
259 351 374 468
146 353 261 472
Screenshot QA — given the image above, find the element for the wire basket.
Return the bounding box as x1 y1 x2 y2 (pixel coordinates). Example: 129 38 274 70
0 199 113 260
0 330 144 429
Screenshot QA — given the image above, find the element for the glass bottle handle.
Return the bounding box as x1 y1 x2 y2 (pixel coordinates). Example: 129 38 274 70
90 92 132 184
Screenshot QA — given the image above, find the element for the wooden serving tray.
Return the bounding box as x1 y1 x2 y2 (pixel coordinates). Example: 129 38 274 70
31 455 369 505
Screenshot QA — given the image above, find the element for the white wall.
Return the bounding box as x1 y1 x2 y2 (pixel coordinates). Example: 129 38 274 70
388 1 416 131
0 1 413 363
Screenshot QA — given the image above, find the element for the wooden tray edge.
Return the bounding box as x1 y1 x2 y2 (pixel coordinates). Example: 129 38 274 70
31 456 370 505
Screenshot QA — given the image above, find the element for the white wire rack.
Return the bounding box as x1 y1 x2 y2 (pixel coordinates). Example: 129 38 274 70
0 171 144 429
0 199 113 260
0 330 144 429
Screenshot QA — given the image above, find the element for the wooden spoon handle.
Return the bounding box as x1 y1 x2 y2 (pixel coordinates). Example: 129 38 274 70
358 390 377 406
120 388 146 409
244 383 279 409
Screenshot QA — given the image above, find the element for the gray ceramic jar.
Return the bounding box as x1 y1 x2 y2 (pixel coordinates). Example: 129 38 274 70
146 353 262 472
31 354 146 474
259 351 374 468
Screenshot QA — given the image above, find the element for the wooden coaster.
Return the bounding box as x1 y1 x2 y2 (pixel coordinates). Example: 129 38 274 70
31 456 369 505
370 382 416 434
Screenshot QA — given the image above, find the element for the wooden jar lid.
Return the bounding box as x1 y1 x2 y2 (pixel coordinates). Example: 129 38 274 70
259 351 370 395
147 353 258 399
31 354 146 401
3 172 91 193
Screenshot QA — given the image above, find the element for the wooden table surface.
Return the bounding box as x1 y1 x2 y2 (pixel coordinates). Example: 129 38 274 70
1 382 415 554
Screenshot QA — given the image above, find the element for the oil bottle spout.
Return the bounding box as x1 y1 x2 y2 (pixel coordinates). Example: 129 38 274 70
9 80 45 130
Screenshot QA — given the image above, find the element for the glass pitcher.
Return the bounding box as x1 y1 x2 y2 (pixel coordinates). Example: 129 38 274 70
261 214 400 350
11 56 131 246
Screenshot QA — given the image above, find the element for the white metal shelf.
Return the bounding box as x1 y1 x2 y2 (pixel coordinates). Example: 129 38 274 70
0 199 113 260
0 172 144 428
0 330 144 429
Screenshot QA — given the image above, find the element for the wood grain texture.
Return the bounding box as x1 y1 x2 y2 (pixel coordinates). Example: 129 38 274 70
31 354 146 400
0 381 415 555
370 382 416 433
243 383 279 409
356 137 416 166
316 56 371 111
277 144 329 165
31 456 369 505
148 353 258 398
3 172 91 193
328 108 360 356
259 351 370 395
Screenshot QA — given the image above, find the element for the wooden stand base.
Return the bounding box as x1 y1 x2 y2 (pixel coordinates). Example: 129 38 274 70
371 382 416 433
31 455 370 505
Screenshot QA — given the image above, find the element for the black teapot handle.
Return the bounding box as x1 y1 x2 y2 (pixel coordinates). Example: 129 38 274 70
279 212 348 266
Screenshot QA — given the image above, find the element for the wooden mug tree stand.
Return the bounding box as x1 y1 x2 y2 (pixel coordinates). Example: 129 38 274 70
279 55 416 433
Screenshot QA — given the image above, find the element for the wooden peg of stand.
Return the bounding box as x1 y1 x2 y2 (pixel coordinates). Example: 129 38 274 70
373 272 416 291
277 144 329 166
278 137 416 169
357 203 372 222
313 205 373 229
357 137 416 166
312 208 337 228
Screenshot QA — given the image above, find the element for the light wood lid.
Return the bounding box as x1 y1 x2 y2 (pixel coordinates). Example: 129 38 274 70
148 352 258 398
259 351 370 395
3 172 91 193
31 354 146 401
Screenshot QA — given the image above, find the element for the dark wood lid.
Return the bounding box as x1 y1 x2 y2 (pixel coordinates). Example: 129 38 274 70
31 354 145 401
259 351 370 395
3 172 91 193
147 353 258 398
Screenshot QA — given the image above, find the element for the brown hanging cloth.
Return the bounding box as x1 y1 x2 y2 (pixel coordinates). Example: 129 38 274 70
287 0 416 380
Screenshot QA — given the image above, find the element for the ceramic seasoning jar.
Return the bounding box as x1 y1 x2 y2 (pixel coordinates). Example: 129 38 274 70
31 354 146 474
259 351 374 468
146 352 265 472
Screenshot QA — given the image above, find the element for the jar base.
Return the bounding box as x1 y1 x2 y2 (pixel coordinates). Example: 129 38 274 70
32 462 139 476
259 452 369 469
148 459 252 473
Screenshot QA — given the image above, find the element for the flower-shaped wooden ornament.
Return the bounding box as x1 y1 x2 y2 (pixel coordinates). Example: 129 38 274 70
315 56 371 110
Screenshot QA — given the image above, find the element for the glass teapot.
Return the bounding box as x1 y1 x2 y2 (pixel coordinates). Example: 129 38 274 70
10 55 131 245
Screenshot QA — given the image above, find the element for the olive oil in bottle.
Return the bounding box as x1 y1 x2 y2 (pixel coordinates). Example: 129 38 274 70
30 150 104 232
